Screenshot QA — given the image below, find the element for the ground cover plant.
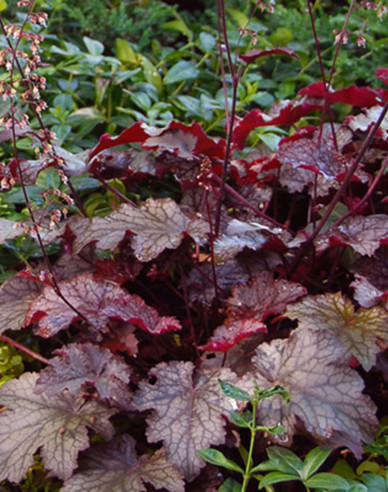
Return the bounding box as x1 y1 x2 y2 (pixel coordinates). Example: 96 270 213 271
0 0 388 490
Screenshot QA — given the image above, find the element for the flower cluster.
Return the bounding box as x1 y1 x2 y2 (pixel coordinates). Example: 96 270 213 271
255 0 276 14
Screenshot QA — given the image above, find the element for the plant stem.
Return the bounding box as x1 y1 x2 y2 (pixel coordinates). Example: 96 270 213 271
291 98 388 273
0 335 49 365
241 398 258 492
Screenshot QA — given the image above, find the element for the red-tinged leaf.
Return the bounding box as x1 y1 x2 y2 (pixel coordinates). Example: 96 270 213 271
376 68 388 85
73 198 209 262
315 215 388 256
298 82 385 108
103 323 139 356
277 138 345 179
200 318 267 353
94 258 142 284
249 328 378 457
89 149 134 179
239 47 299 63
35 343 132 410
132 361 238 480
89 121 149 160
227 271 307 321
232 99 321 149
201 272 306 353
101 294 181 334
62 435 184 492
346 105 388 139
0 274 43 334
285 292 388 371
142 120 225 160
25 273 128 337
0 372 116 482
89 120 225 162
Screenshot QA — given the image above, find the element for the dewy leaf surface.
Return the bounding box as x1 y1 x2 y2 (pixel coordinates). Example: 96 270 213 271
0 372 115 482
35 343 132 410
73 198 209 262
315 215 388 256
0 274 43 334
250 328 378 456
132 361 237 480
25 273 127 337
62 435 184 492
285 292 388 371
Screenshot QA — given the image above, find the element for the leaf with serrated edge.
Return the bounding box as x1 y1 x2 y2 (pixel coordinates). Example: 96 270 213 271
0 372 115 482
132 361 238 480
25 273 128 337
315 215 388 256
249 328 378 456
202 272 306 352
0 274 42 334
227 272 307 319
285 292 388 371
62 435 184 492
35 343 132 410
101 294 181 334
73 198 209 262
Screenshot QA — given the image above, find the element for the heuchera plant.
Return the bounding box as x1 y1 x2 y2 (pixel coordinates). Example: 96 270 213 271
0 0 387 490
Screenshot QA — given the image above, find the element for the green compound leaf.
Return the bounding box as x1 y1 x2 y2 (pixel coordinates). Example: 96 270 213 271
0 372 116 482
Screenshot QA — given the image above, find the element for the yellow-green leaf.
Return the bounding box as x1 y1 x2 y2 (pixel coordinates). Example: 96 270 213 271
286 292 388 371
163 19 192 41
115 38 138 66
140 56 163 94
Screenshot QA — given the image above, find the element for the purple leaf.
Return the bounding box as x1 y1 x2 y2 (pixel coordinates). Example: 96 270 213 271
0 274 43 334
249 328 378 456
239 47 299 63
73 198 209 262
202 272 306 352
62 435 184 492
25 273 128 337
101 295 181 334
0 372 115 482
133 361 238 480
315 215 388 256
35 343 132 410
